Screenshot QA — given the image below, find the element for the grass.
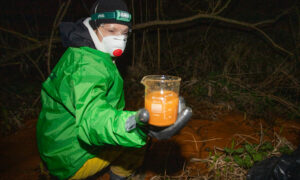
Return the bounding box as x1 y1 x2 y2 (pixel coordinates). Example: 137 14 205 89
145 137 295 180
181 125 295 180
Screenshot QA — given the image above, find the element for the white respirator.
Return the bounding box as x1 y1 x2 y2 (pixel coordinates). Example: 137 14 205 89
98 29 127 57
83 18 127 57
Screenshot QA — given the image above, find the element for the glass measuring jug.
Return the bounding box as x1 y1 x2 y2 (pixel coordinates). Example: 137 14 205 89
141 75 181 127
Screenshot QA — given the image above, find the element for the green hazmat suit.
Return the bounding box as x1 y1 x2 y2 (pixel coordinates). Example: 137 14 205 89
36 46 147 179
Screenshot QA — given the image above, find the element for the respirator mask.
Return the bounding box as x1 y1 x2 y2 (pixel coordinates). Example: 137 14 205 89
90 10 132 57
98 25 128 57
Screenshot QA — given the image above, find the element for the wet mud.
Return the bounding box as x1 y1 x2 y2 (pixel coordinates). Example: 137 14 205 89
0 113 299 179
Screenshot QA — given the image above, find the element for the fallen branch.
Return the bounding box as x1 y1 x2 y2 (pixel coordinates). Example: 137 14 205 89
184 137 223 143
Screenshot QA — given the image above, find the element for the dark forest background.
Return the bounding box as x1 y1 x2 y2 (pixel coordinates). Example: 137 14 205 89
0 0 299 136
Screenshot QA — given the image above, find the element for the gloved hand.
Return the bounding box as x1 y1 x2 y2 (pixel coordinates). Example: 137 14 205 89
125 96 192 140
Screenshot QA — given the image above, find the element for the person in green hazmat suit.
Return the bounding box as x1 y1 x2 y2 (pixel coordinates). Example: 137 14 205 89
36 0 192 179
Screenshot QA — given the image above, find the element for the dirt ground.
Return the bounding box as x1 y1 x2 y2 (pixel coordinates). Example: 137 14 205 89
0 111 299 180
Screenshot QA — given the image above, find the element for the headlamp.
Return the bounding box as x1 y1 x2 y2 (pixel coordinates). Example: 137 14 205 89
91 10 132 22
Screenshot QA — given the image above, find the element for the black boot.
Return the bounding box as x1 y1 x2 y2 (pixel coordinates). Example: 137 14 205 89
109 170 128 180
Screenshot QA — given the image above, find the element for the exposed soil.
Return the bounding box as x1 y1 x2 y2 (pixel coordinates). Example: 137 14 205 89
0 112 299 180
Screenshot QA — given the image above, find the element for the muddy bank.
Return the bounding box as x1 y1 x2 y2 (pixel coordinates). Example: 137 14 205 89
0 113 299 179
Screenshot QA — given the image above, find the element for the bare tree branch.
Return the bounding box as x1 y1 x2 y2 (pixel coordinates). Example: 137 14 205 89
26 53 46 81
213 0 232 15
3 38 61 63
133 12 293 56
0 26 40 43
253 8 294 27
47 0 71 75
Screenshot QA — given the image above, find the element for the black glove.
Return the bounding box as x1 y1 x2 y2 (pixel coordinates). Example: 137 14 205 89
125 96 192 140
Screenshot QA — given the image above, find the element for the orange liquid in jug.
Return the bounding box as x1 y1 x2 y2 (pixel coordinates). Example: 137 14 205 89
145 90 179 126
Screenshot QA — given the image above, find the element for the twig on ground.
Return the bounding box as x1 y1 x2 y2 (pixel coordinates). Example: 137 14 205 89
183 137 223 143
